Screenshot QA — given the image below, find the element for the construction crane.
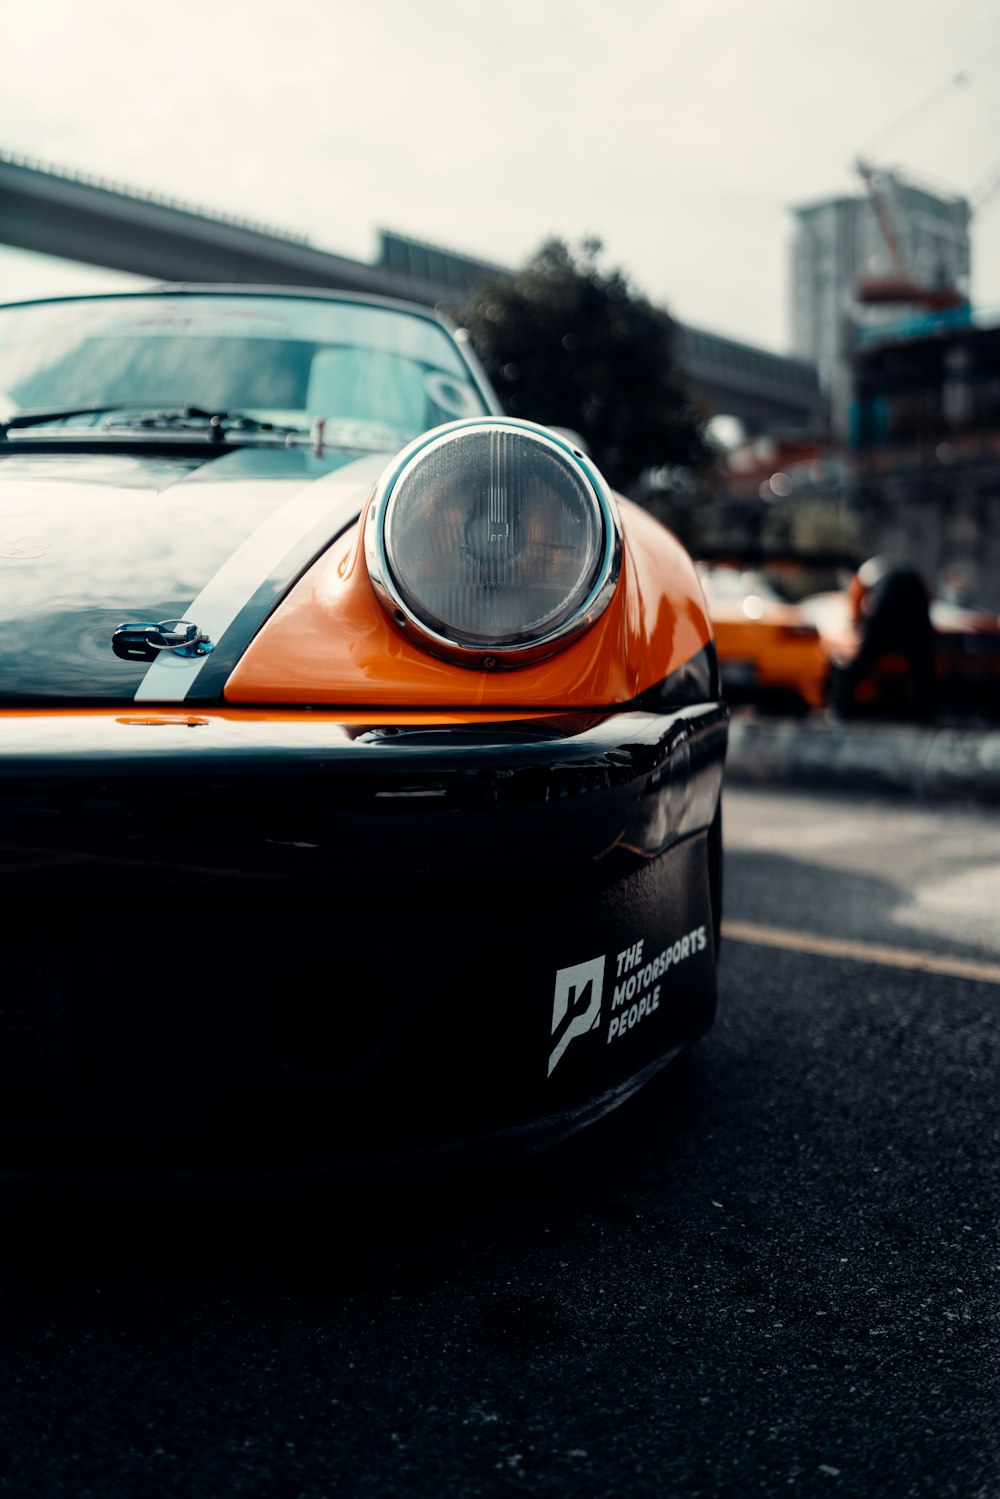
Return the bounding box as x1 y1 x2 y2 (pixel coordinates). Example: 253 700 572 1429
852 69 972 312
854 159 968 310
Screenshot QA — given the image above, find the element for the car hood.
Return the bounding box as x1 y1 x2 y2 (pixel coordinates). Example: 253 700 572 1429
0 444 387 703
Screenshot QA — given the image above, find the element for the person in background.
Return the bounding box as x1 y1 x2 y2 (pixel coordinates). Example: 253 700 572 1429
831 555 936 719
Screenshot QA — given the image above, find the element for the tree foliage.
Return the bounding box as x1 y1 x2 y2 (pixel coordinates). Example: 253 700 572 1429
457 238 710 495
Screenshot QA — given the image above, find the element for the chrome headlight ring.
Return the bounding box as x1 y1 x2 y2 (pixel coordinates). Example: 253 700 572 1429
364 418 623 669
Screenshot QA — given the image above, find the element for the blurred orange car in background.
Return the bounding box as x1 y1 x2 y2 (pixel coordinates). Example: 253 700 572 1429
799 589 1000 716
696 564 828 711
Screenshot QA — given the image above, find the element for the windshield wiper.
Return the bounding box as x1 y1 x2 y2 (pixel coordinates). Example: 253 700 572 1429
0 403 309 443
104 406 309 442
0 402 154 439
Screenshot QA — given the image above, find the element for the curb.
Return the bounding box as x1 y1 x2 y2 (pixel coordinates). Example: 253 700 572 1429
724 715 1000 804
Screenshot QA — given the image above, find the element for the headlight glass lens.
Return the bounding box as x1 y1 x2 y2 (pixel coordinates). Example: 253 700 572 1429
380 425 608 650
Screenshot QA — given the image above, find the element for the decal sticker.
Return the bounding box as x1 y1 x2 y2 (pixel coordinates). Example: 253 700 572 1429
547 924 708 1074
548 955 605 1078
96 310 294 339
423 371 483 420
607 927 706 1043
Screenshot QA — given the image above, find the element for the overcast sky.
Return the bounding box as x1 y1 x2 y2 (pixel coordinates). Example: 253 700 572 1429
1 0 998 353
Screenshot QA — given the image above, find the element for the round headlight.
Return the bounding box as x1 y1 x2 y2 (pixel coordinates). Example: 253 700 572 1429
365 419 622 666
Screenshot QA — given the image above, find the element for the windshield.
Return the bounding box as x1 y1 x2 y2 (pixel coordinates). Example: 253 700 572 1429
0 293 490 449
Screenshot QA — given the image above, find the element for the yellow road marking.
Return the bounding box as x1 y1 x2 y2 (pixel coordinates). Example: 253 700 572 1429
721 920 1000 986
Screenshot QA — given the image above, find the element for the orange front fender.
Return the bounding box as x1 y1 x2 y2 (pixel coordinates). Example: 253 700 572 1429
224 498 713 709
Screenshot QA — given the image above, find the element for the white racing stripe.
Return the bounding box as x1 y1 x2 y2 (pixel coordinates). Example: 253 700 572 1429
135 453 386 702
722 919 1000 986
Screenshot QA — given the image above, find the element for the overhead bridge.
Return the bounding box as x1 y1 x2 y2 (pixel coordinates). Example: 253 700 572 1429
0 152 825 436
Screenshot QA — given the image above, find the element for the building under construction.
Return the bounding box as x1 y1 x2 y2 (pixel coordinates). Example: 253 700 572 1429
789 167 971 436
850 314 1000 611
779 151 1000 613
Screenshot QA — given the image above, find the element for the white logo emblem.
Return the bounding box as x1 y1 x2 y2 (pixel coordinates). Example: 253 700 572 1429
548 955 605 1077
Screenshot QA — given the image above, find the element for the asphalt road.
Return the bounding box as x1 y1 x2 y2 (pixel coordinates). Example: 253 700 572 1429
3 787 1000 1498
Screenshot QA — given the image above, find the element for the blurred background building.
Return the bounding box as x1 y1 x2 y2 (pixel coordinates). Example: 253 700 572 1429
790 167 972 436
850 314 1000 609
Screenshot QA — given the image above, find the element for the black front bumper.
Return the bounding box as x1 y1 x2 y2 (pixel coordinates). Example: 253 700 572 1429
0 702 727 1187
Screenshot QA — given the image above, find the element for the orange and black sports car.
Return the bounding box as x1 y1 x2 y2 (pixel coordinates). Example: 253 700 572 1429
0 287 727 1191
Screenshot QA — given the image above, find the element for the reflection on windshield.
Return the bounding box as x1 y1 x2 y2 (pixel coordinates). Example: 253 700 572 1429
0 294 488 449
